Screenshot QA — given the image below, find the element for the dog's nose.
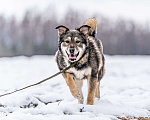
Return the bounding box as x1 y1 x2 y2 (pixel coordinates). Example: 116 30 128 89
69 48 74 53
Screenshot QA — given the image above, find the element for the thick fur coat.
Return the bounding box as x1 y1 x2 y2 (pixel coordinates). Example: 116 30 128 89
55 18 105 105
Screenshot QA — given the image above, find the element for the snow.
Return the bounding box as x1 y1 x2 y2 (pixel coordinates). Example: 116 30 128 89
0 55 150 120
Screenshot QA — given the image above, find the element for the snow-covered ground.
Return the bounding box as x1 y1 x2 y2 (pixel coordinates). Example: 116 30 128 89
0 55 150 120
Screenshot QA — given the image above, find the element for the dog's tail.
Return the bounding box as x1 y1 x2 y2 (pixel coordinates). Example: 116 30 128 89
83 18 97 37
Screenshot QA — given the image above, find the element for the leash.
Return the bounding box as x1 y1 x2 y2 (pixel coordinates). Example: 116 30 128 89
0 61 77 98
0 51 87 98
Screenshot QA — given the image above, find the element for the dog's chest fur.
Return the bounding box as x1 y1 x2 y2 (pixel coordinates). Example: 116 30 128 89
68 67 91 80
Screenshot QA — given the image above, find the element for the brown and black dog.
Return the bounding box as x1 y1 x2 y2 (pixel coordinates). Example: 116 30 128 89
55 18 105 105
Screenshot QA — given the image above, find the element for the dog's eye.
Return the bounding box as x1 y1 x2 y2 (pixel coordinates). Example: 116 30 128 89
76 41 80 44
65 41 69 43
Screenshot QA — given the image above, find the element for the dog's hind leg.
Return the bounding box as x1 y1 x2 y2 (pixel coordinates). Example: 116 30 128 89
87 76 97 105
75 80 84 104
95 66 105 99
62 73 80 99
95 81 100 99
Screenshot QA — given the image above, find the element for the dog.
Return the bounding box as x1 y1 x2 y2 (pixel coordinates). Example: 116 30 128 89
55 18 105 105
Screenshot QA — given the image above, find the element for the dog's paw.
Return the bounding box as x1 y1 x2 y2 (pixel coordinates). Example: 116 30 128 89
70 88 80 98
87 97 94 105
78 97 84 104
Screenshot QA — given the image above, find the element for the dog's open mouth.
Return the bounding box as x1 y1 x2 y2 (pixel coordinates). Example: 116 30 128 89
66 52 79 62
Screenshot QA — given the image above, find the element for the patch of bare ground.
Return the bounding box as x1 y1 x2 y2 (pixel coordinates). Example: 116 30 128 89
117 117 150 120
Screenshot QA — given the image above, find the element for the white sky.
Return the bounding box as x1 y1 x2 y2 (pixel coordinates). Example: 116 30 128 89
0 0 150 24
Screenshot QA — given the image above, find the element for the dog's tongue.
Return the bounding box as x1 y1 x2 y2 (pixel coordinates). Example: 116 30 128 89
69 54 76 59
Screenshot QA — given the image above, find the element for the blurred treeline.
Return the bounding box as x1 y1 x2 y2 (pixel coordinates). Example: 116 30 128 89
0 8 150 57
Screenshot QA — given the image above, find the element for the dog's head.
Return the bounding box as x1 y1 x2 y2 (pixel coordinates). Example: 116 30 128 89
56 25 91 63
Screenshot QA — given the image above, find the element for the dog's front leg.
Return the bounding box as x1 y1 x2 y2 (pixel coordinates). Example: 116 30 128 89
75 80 84 104
62 73 80 99
87 75 97 105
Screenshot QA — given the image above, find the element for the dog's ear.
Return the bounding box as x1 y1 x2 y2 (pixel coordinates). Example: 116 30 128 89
77 25 91 37
55 25 69 37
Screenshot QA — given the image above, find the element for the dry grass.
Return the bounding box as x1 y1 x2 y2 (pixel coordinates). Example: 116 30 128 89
117 117 150 120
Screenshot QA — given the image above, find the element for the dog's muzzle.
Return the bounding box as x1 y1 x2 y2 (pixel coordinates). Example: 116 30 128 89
66 49 79 62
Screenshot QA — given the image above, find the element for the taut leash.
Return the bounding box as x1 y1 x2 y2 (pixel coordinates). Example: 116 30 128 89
0 60 77 98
